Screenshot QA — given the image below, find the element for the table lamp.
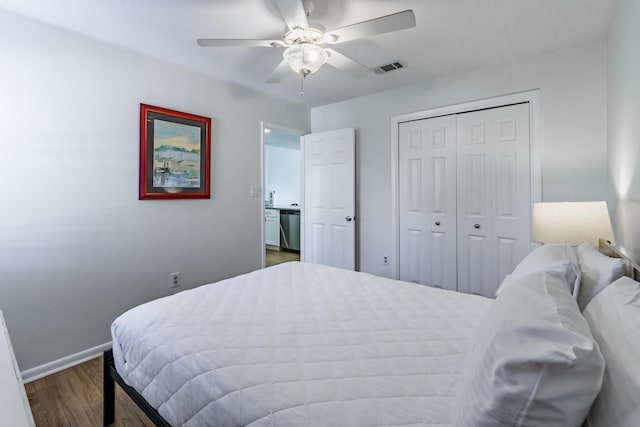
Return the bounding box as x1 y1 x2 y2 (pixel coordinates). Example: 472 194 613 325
532 201 615 246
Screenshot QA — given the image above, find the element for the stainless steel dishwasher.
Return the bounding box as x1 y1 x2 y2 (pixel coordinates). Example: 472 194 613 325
279 210 300 253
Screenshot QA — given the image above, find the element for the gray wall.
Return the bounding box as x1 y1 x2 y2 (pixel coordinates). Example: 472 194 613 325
607 0 640 262
311 41 608 277
0 9 309 371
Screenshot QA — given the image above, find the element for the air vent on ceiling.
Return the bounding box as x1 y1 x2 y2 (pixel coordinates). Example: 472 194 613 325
374 61 405 74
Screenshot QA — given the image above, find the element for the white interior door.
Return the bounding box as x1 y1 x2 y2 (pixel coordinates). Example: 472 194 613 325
456 103 531 297
398 116 457 290
302 128 355 270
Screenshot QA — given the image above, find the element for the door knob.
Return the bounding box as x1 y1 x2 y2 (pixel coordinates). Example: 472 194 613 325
474 224 481 229
435 221 441 226
345 216 353 222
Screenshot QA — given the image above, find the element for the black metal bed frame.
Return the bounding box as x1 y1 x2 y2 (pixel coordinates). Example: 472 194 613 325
103 349 172 426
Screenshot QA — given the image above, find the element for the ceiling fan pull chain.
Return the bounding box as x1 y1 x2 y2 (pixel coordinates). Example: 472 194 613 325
300 72 304 95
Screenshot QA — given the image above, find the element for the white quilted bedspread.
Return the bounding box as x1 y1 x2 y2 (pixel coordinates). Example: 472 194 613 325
111 262 491 427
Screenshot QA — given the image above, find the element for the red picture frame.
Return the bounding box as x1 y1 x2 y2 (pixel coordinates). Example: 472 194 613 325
139 104 211 200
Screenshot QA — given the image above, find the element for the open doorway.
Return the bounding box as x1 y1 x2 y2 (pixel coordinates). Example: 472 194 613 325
261 122 304 268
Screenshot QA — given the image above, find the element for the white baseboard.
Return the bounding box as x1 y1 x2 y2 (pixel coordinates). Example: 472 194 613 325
21 341 112 383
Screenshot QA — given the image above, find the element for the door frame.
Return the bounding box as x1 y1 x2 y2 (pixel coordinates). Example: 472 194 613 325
260 121 305 269
390 90 542 280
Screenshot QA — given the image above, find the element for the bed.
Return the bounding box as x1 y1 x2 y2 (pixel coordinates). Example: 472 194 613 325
103 239 640 427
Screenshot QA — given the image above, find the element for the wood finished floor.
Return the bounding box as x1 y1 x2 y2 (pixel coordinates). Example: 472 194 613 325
266 248 299 267
25 356 154 427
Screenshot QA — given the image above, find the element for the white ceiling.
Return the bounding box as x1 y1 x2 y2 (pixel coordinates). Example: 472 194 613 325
1 0 613 107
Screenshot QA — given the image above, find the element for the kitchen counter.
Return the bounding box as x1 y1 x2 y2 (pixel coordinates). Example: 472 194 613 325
265 205 300 211
265 205 301 251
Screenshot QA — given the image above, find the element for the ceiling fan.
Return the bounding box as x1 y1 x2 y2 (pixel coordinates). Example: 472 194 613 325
196 0 416 88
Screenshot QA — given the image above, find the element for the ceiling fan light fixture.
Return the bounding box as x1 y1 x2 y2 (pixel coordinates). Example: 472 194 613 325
283 43 328 76
283 27 324 45
325 33 339 43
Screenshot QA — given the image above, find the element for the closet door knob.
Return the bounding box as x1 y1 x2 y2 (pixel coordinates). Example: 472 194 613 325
474 224 481 229
435 221 441 226
345 216 353 222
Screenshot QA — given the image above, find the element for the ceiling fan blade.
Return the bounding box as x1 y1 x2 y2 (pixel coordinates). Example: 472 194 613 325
265 59 292 83
197 39 282 48
327 10 416 44
275 0 309 30
325 48 370 78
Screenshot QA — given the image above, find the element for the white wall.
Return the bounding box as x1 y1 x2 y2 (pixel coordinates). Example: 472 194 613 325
607 0 640 262
311 40 608 276
0 9 309 372
265 144 301 207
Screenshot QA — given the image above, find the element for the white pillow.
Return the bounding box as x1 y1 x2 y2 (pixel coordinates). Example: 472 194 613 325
452 270 604 427
576 241 625 311
509 241 581 297
494 273 511 297
583 276 640 427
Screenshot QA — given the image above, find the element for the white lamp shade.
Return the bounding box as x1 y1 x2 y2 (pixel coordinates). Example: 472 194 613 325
283 44 328 75
532 201 615 246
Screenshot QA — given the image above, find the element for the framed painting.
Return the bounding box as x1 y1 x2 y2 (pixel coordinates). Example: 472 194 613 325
139 104 211 200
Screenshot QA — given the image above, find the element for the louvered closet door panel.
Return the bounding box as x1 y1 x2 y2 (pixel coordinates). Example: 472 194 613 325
456 103 531 297
399 116 457 290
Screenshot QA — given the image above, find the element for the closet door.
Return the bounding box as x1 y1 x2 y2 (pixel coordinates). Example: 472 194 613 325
399 116 457 290
456 103 531 297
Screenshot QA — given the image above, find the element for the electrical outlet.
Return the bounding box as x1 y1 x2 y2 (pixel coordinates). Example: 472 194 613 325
383 254 389 266
170 272 180 289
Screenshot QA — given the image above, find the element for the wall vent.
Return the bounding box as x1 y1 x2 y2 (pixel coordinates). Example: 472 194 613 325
374 61 405 74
